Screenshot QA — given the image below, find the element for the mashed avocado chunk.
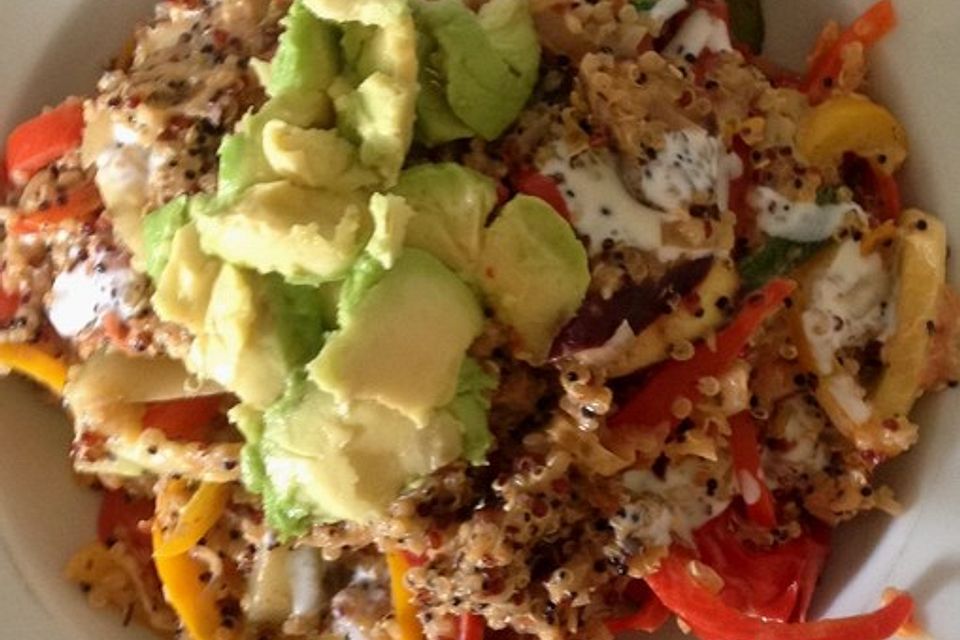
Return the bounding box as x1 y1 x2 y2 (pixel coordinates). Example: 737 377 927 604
412 0 540 144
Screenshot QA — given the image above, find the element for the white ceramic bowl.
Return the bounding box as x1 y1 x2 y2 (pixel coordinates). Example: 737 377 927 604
1 1 958 638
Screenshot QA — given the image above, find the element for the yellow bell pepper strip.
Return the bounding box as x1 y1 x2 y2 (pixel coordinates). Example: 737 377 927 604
797 95 907 176
152 528 223 640
0 343 68 394
871 210 946 419
153 480 230 559
387 551 424 640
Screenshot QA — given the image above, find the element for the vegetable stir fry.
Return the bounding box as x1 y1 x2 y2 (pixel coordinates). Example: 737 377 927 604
0 1 947 639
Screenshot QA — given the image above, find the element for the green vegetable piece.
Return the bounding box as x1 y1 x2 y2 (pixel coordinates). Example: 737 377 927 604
269 0 342 98
480 195 590 362
738 237 826 292
728 0 765 55
413 0 540 142
142 196 189 281
448 357 498 464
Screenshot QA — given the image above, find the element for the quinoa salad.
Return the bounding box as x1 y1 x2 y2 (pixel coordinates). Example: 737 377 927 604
0 1 949 639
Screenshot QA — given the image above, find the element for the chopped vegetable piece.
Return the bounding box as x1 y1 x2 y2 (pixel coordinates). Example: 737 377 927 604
738 237 825 293
458 613 486 640
610 279 796 433
97 490 154 553
388 551 424 640
7 182 103 235
605 582 671 634
646 550 913 640
0 286 19 322
153 529 226 640
841 153 902 221
727 0 765 54
513 170 571 220
803 1 897 102
153 481 230 559
0 343 68 394
728 412 776 528
5 100 85 183
142 395 225 442
693 507 830 622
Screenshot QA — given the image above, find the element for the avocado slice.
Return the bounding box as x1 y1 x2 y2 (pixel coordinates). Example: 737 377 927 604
261 120 379 191
239 376 464 531
142 196 190 281
151 222 222 335
480 195 590 362
412 0 540 143
188 265 328 409
392 162 497 277
305 0 419 187
195 181 372 284
367 192 416 268
308 248 484 425
268 0 342 99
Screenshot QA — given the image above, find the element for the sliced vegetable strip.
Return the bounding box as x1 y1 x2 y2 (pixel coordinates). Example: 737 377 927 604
646 550 913 640
142 395 225 442
5 100 85 182
610 279 796 432
605 585 671 634
803 1 897 102
153 480 230 559
388 551 425 640
457 613 486 640
7 181 103 234
0 343 68 393
728 412 776 528
152 529 225 640
513 170 571 220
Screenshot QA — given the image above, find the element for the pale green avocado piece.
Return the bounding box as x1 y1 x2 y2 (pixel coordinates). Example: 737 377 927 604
413 25 474 146
142 196 189 281
480 195 590 362
268 0 341 98
152 222 221 335
305 0 418 187
195 181 371 284
308 249 483 425
187 266 327 410
240 376 463 530
412 0 540 142
449 357 498 464
392 163 496 277
188 264 287 409
261 120 379 191
219 92 334 199
367 192 415 268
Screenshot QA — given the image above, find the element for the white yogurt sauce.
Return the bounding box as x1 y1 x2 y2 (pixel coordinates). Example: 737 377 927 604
752 186 865 243
623 456 731 540
642 128 740 214
540 148 664 254
801 239 893 374
664 8 733 59
48 258 142 338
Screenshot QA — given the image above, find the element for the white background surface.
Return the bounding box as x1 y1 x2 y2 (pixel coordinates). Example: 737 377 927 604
0 1 958 639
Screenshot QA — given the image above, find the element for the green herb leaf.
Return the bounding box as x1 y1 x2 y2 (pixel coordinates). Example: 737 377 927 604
739 237 825 292
728 0 765 55
816 185 840 206
631 0 658 11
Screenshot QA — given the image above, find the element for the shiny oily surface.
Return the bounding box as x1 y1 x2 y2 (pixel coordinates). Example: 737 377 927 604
0 1 959 639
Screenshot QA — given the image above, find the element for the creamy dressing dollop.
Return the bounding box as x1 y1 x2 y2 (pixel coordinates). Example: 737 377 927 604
48 258 143 338
752 186 865 242
664 8 733 59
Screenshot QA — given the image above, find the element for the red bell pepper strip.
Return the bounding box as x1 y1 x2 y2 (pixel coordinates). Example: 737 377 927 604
513 170 571 220
606 581 671 635
803 1 897 103
609 279 796 432
457 614 485 640
5 100 85 183
7 181 102 235
142 395 225 442
728 412 777 528
0 286 19 323
693 507 830 622
646 550 913 640
872 168 902 222
97 490 155 559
